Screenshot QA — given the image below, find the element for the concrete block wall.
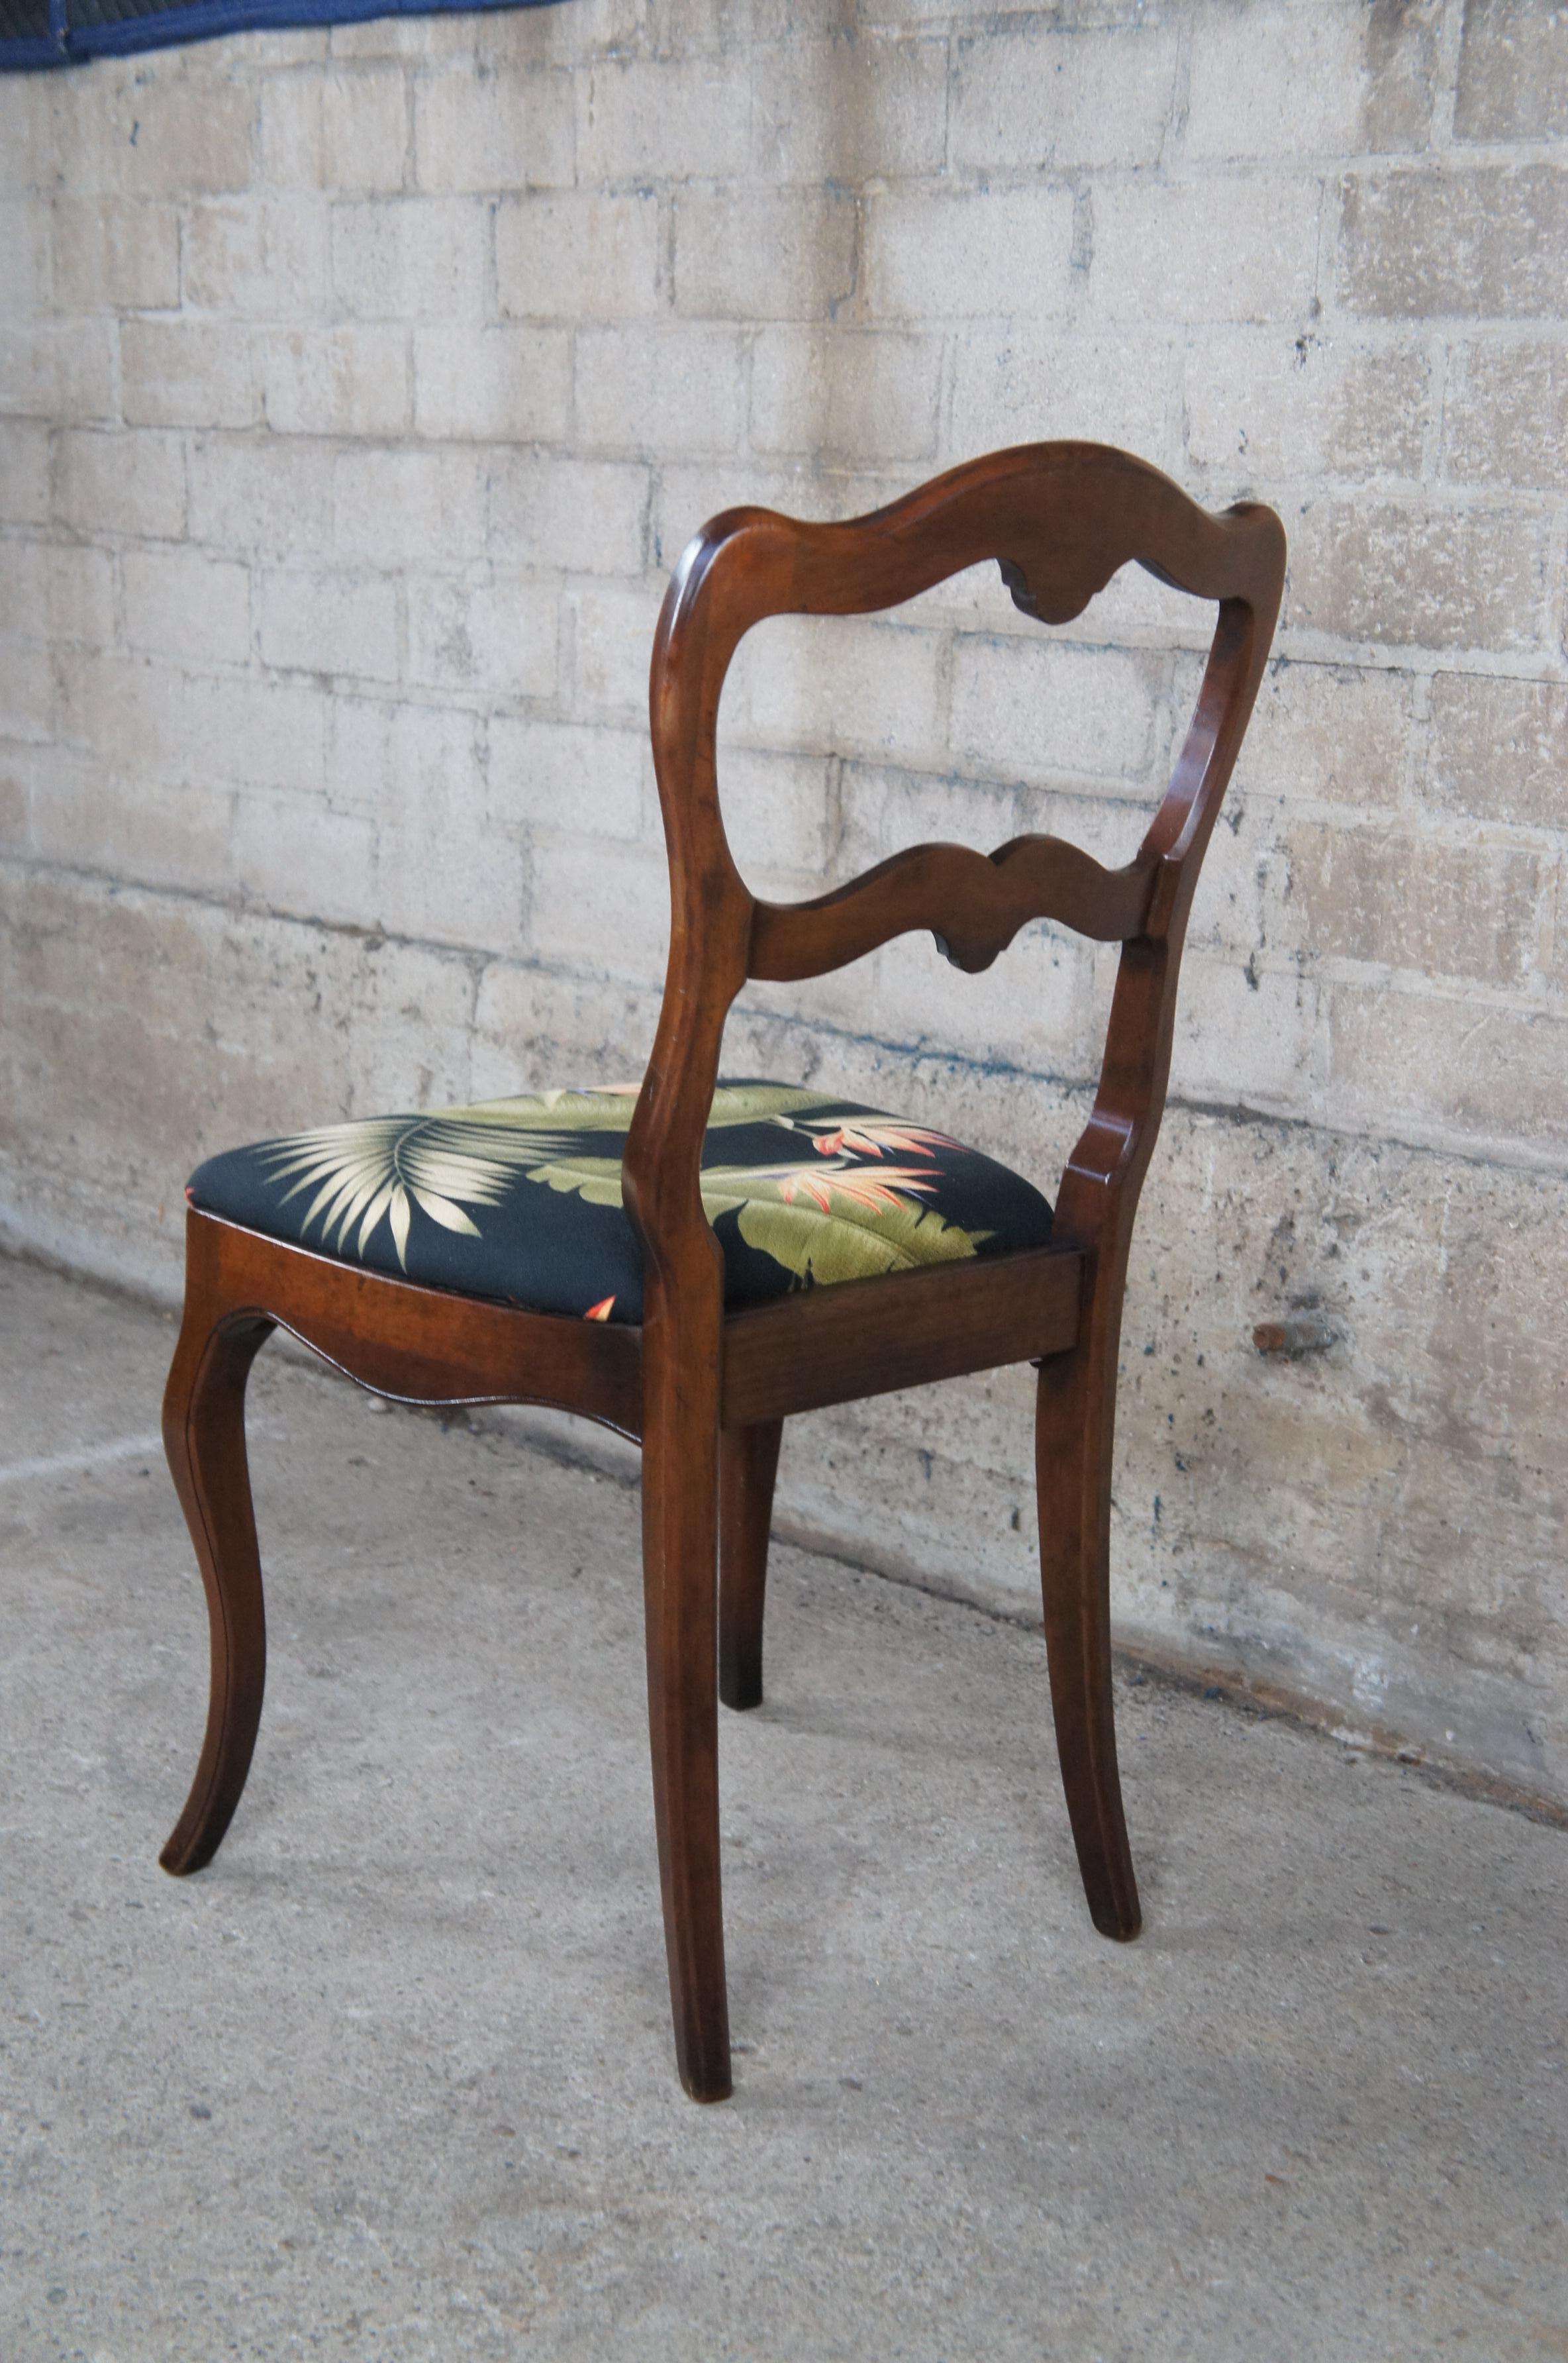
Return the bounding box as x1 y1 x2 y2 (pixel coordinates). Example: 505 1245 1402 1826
1 0 1565 1807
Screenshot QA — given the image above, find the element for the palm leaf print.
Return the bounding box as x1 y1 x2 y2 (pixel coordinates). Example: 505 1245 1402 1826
260 1113 579 1270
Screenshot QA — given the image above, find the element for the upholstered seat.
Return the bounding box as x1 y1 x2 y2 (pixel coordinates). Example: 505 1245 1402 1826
187 1079 1054 1325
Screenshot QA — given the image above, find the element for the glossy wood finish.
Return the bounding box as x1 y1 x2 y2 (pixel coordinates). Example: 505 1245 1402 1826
160 443 1284 2104
718 1421 782 1713
720 1240 1084 1428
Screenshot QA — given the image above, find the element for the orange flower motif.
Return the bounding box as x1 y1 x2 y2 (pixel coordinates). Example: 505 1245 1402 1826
789 1115 961 1162
775 1160 942 1214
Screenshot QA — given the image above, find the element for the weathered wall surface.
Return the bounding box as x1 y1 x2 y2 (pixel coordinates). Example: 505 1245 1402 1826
1 0 1564 1803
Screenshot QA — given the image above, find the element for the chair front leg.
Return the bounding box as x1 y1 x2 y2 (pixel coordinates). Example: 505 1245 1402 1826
160 1259 275 1876
718 1419 783 1712
640 1371 732 2101
1034 1307 1142 1943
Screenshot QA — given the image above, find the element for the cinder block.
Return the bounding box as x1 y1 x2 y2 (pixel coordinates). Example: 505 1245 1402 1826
575 325 746 457
261 324 411 437
0 628 54 742
188 433 336 560
0 319 116 427
0 85 43 199
496 191 659 321
58 649 328 799
527 834 671 981
0 206 46 319
258 568 398 681
50 197 181 313
863 188 1075 321
181 197 329 317
488 453 649 575
1238 660 1412 810
124 547 252 668
1169 953 1321 1113
327 685 470 831
949 637 1163 787
836 758 1024 883
1455 0 1568 141
1091 176 1321 324
576 54 750 184
121 320 260 431
469 958 658 1103
1327 983 1568 1153
951 22 1178 172
726 613 947 768
24 743 235 899
327 16 437 63
750 327 940 464
414 65 574 191
715 744 832 885
1185 1 1432 160
1427 676 1568 832
1288 822 1544 986
375 749 528 957
332 446 487 566
1287 499 1550 653
407 574 559 697
674 188 854 321
4 538 114 650
1442 341 1568 492
878 916 1089 1076
1338 168 1568 319
56 428 187 542
412 324 572 442
261 66 409 192
946 325 1173 470
330 197 487 321
0 422 50 528
230 785 377 928
751 33 948 183
490 715 645 842
565 580 665 719
1185 330 1429 482
65 77 256 201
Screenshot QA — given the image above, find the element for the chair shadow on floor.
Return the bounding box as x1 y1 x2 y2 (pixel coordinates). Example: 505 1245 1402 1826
157 442 1286 2101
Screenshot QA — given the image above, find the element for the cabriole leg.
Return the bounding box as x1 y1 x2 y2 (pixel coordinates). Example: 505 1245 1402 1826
159 1273 274 1878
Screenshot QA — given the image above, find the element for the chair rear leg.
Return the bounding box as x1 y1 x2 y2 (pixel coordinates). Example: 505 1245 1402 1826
718 1420 782 1712
1035 1340 1141 1941
641 1388 731 2101
159 1280 275 1878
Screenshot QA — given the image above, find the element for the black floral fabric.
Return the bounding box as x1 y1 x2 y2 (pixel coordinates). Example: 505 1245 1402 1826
186 1080 1054 1325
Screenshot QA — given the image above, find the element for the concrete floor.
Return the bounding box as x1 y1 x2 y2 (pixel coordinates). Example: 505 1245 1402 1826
1 1257 1564 2363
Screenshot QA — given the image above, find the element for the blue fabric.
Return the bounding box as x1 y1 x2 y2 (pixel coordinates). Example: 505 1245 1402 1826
2 0 565 70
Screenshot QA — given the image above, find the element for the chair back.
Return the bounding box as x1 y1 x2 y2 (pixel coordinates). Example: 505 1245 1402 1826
625 443 1287 1315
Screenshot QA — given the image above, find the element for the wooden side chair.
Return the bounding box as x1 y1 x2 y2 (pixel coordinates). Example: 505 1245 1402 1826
159 444 1285 2103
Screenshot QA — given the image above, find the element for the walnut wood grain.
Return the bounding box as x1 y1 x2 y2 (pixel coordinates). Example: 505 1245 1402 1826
722 1244 1085 1429
749 837 1158 982
159 443 1285 2107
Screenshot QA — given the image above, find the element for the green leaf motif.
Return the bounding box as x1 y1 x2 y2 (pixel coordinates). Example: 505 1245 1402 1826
733 1191 983 1286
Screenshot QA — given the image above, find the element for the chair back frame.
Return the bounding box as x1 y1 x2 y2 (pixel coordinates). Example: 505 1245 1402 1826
626 441 1285 1362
